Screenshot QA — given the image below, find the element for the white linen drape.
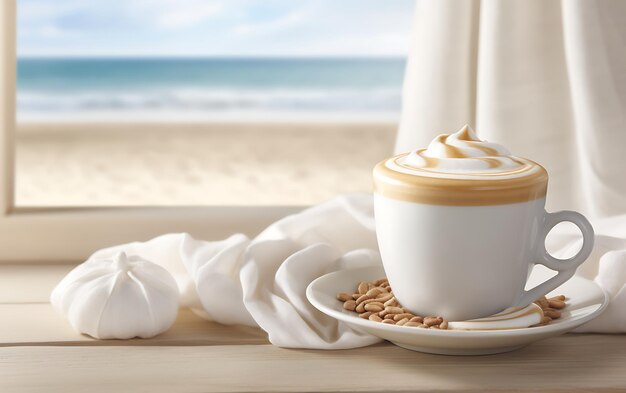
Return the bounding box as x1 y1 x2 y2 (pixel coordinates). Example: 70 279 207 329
396 0 626 220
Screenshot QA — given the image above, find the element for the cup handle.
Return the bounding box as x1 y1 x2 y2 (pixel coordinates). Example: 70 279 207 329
515 210 594 307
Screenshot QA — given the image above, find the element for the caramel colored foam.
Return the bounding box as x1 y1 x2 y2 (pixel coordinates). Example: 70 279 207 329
374 126 549 206
373 154 548 206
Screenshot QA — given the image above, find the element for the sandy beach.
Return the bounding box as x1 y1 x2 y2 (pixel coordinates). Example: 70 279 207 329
16 121 396 206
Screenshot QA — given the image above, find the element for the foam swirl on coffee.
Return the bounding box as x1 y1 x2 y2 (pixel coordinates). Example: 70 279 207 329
373 125 549 205
402 125 526 174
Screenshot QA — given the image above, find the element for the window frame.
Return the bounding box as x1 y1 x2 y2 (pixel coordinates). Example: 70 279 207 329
0 1 301 263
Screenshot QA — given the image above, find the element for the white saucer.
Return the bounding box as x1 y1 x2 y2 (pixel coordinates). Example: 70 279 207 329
306 265 609 355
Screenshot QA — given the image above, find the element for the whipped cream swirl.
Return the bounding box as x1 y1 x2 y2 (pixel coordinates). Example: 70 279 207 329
396 125 532 178
374 125 548 205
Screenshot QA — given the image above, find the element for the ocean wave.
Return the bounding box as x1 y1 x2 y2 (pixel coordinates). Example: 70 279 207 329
17 88 401 115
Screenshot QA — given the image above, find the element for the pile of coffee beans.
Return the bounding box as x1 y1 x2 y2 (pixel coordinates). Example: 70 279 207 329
337 277 567 329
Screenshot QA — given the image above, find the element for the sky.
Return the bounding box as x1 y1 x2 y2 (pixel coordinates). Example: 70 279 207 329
17 0 416 58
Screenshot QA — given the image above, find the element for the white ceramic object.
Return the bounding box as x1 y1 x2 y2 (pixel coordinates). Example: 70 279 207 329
374 195 594 321
51 252 179 339
373 126 594 321
306 265 609 355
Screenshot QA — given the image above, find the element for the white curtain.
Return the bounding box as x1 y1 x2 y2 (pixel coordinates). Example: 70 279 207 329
396 0 626 220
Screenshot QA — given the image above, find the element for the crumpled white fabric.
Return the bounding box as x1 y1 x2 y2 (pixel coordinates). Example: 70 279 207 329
91 194 382 349
88 194 625 348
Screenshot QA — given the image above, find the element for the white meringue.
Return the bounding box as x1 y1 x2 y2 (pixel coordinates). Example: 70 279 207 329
51 252 179 339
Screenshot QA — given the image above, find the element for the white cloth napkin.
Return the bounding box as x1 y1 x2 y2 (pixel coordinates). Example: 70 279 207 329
89 194 626 348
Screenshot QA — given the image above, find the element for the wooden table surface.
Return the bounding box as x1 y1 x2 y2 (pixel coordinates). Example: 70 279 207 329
1 264 625 393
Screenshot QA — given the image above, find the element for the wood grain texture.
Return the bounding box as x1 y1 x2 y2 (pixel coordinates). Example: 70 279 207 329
0 335 625 393
0 264 74 303
1 266 625 392
0 304 268 346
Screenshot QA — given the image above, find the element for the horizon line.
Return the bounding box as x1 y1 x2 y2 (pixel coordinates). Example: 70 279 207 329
16 54 406 60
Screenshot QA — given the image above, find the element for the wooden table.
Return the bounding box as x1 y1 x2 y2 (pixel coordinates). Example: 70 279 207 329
1 264 625 392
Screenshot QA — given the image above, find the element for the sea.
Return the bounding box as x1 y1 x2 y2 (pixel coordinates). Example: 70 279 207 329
17 57 405 122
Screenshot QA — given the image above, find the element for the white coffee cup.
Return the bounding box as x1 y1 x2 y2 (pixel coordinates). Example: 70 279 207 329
373 126 594 321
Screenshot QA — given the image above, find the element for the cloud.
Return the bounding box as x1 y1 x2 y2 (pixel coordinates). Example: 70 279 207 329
37 25 71 38
17 0 416 57
18 0 86 22
233 11 305 36
127 0 225 29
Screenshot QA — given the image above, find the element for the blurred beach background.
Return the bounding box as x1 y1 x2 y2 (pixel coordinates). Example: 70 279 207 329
15 0 414 206
18 58 404 122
